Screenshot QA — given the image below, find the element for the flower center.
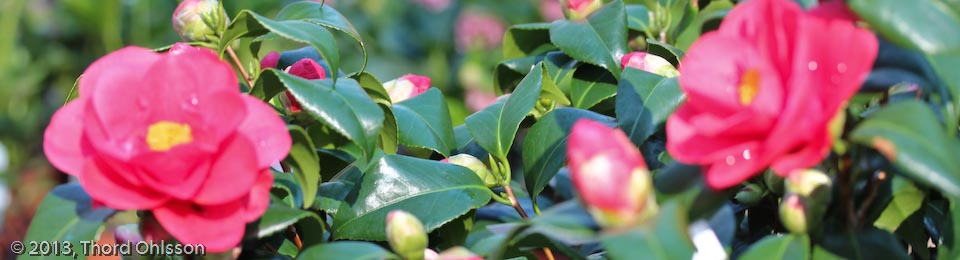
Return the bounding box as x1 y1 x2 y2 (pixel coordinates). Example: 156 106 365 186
146 121 194 151
738 69 761 106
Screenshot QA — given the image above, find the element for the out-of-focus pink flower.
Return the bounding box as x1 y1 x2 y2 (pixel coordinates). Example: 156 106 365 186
414 0 452 12
260 52 328 112
562 0 602 20
465 89 498 112
665 0 877 190
455 11 506 52
540 0 566 21
620 51 679 77
43 43 290 252
567 119 656 228
384 74 431 103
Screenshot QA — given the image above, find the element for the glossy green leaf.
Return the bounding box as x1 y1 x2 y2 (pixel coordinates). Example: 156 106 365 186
625 4 652 33
849 0 960 54
273 170 303 208
874 177 925 232
351 72 398 154
351 71 391 105
850 100 960 198
550 0 628 78
220 11 341 79
257 204 323 238
812 246 846 260
503 23 555 60
296 242 396 260
820 228 910 260
523 108 615 208
645 38 684 66
284 125 321 208
278 73 384 163
616 68 683 146
929 53 960 134
495 56 543 95
24 184 117 260
517 201 598 245
570 64 618 109
332 155 492 240
602 202 695 260
392 88 457 156
252 68 285 101
739 234 810 260
466 63 545 159
275 1 367 72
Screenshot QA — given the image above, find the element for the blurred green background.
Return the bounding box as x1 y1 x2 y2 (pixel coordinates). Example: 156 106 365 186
0 0 560 252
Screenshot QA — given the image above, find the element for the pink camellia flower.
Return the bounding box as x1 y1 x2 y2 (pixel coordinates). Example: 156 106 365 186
567 119 657 228
621 51 680 77
43 43 291 251
665 0 878 190
259 51 328 112
540 0 566 21
454 11 506 52
561 0 602 20
383 74 431 103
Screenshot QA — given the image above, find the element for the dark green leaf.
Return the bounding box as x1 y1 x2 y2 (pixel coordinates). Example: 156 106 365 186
24 184 117 260
503 23 556 60
248 12 340 80
602 202 695 260
273 170 303 208
850 100 960 198
392 89 457 156
332 155 492 240
616 68 683 146
252 68 285 101
820 228 910 260
275 1 367 72
278 73 384 163
874 177 925 231
284 125 321 208
570 64 618 109
466 63 545 159
739 234 810 260
645 39 684 66
849 0 960 54
550 0 628 78
296 242 396 260
256 204 323 238
523 108 615 208
626 5 652 33
928 53 960 134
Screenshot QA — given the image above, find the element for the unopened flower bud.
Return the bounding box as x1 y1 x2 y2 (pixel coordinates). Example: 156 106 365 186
734 183 765 206
779 169 832 234
785 169 832 197
620 52 679 77
386 210 428 260
779 194 808 233
172 0 228 44
436 247 483 260
384 74 431 103
443 154 497 188
561 0 603 20
114 224 143 244
424 248 440 260
567 119 657 229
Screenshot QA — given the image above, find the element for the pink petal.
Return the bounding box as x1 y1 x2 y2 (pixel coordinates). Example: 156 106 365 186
719 0 802 75
43 99 89 175
164 43 239 93
133 145 212 200
80 157 169 210
770 132 832 176
153 199 247 252
287 58 327 80
678 33 774 117
79 46 161 97
400 74 432 95
242 170 273 222
261 51 281 70
237 95 291 168
193 135 261 205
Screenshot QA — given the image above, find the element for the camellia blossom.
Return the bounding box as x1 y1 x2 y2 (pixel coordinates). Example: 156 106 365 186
384 74 431 103
454 11 506 52
567 119 656 228
621 51 679 77
260 51 328 112
43 43 291 251
561 0 602 20
665 0 878 189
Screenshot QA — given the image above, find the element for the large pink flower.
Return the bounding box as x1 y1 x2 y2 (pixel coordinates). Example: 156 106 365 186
567 120 654 228
666 0 877 189
43 43 291 251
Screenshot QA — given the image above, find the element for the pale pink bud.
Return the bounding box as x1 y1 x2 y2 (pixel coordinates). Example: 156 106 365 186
172 0 228 43
386 210 428 260
561 0 603 20
620 52 679 77
567 119 657 228
384 74 431 103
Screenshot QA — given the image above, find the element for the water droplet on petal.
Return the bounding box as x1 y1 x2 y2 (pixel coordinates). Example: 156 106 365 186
807 61 818 71
743 149 752 160
837 63 847 73
190 96 199 105
725 155 736 166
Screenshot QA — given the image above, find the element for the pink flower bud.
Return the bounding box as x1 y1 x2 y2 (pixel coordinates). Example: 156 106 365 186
561 0 603 20
384 74 431 103
436 247 483 260
567 119 657 228
172 0 228 43
386 210 428 260
260 51 280 70
620 52 679 77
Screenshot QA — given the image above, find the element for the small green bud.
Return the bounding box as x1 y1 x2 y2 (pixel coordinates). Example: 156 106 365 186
444 154 498 188
779 194 808 233
785 169 832 197
780 169 832 234
763 169 785 196
386 210 428 260
734 183 765 206
172 0 228 44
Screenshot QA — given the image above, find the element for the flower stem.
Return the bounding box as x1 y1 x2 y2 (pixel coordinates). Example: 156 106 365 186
226 46 255 90
502 184 556 260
